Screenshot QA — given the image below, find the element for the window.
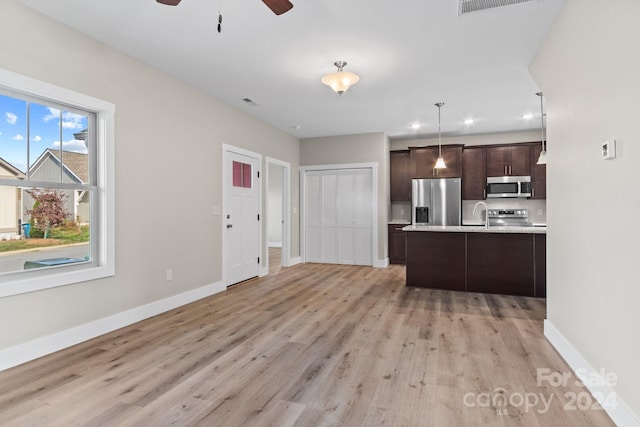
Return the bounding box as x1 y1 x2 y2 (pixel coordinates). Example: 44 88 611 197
232 161 253 188
0 69 114 297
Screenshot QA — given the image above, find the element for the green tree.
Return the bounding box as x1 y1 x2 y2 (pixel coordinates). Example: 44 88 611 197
26 188 69 239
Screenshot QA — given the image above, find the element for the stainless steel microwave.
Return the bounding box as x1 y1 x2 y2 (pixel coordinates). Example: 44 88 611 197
486 176 532 198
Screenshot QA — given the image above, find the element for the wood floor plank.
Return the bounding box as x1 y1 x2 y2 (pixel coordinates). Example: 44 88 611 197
0 263 615 427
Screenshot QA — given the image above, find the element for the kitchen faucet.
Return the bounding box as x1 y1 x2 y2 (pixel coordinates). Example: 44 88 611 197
473 201 489 229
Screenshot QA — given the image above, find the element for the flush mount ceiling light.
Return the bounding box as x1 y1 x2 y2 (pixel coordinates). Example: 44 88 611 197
522 113 534 120
321 61 360 95
536 92 547 165
434 102 447 169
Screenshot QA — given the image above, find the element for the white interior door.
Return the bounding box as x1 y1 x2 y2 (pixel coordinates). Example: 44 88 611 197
304 168 373 266
224 149 260 285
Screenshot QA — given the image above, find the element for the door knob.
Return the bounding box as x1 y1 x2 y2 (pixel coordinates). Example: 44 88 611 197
226 224 233 229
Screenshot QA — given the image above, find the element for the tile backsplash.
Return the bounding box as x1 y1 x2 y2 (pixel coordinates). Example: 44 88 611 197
462 199 546 225
390 199 546 225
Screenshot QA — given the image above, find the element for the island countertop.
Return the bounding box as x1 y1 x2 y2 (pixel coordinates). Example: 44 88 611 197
402 224 546 234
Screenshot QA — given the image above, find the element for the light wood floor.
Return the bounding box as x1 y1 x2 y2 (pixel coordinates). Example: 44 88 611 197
0 263 614 426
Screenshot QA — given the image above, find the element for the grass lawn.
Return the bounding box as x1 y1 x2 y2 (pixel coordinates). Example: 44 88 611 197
0 225 89 253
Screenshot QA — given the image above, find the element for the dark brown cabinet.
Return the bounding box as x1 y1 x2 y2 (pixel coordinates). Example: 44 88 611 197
462 147 486 200
390 150 411 201
530 144 547 200
388 224 408 265
409 145 463 179
534 234 546 298
405 231 546 298
406 231 466 291
486 145 530 177
467 233 535 297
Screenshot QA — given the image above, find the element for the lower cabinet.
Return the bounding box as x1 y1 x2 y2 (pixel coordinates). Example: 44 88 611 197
535 234 546 298
467 233 534 297
388 224 408 265
405 231 546 298
406 231 466 291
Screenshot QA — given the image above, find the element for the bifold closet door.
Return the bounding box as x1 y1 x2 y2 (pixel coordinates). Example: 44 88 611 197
337 170 372 265
304 169 373 266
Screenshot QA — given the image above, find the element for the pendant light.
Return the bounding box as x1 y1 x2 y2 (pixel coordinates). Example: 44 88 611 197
434 102 446 169
536 92 547 165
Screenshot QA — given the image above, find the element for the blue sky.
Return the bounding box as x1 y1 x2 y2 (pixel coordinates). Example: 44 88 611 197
0 93 88 174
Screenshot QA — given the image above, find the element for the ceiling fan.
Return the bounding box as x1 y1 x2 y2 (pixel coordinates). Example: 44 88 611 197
156 0 293 15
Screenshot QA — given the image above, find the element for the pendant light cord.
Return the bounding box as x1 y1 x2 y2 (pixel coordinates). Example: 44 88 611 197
538 92 545 152
438 103 442 157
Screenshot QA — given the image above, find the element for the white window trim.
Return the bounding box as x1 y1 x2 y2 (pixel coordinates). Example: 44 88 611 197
0 68 115 298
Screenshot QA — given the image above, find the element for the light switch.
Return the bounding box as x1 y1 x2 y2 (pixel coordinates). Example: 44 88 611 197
212 205 221 215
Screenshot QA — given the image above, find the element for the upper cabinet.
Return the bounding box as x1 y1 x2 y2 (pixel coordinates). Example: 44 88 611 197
390 150 411 201
486 145 530 177
462 147 486 200
530 144 547 199
409 145 463 179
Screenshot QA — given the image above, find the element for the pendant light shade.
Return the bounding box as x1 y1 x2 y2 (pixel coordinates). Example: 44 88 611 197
536 92 547 165
321 61 360 95
434 102 447 169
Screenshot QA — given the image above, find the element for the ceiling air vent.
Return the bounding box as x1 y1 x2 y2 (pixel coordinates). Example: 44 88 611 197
242 97 259 107
459 0 537 15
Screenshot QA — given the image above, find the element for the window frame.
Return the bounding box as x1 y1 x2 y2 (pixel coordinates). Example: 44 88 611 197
0 68 115 297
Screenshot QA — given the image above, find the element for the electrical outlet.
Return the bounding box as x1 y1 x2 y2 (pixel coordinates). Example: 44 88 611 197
538 209 544 215
166 269 173 281
400 208 405 216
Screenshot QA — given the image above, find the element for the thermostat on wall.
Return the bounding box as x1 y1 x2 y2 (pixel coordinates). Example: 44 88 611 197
602 139 616 160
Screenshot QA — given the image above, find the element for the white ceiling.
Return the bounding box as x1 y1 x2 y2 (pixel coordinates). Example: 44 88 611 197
16 0 566 140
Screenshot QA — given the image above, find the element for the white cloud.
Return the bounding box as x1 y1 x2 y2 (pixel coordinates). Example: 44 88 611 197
43 108 85 130
52 139 88 153
43 107 60 122
61 112 85 130
32 135 42 142
13 134 24 141
5 112 17 124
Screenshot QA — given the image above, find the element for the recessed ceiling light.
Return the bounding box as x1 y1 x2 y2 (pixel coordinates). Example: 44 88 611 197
410 123 421 130
463 119 474 125
522 113 534 120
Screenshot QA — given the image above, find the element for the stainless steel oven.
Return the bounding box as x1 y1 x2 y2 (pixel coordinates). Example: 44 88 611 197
486 176 532 198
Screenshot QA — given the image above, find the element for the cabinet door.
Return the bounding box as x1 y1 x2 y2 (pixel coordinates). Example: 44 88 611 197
390 151 411 201
409 147 438 179
486 146 508 176
467 233 535 297
434 145 463 178
462 147 486 200
388 224 407 265
508 145 531 176
406 231 466 290
530 145 546 199
535 234 546 298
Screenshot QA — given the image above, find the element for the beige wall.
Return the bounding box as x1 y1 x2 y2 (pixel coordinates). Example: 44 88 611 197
0 1 299 349
531 0 640 420
300 132 390 262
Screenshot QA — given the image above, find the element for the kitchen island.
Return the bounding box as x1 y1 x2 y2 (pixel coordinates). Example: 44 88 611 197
402 225 546 297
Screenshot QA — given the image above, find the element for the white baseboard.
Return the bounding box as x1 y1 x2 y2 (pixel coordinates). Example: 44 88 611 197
374 257 390 268
288 257 302 267
544 320 640 427
0 280 226 372
268 242 282 248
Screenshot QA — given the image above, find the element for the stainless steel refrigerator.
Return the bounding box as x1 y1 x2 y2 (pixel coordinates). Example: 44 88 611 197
411 178 462 226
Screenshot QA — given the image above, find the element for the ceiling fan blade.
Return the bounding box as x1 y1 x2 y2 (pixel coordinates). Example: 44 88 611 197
262 0 293 15
157 0 182 5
